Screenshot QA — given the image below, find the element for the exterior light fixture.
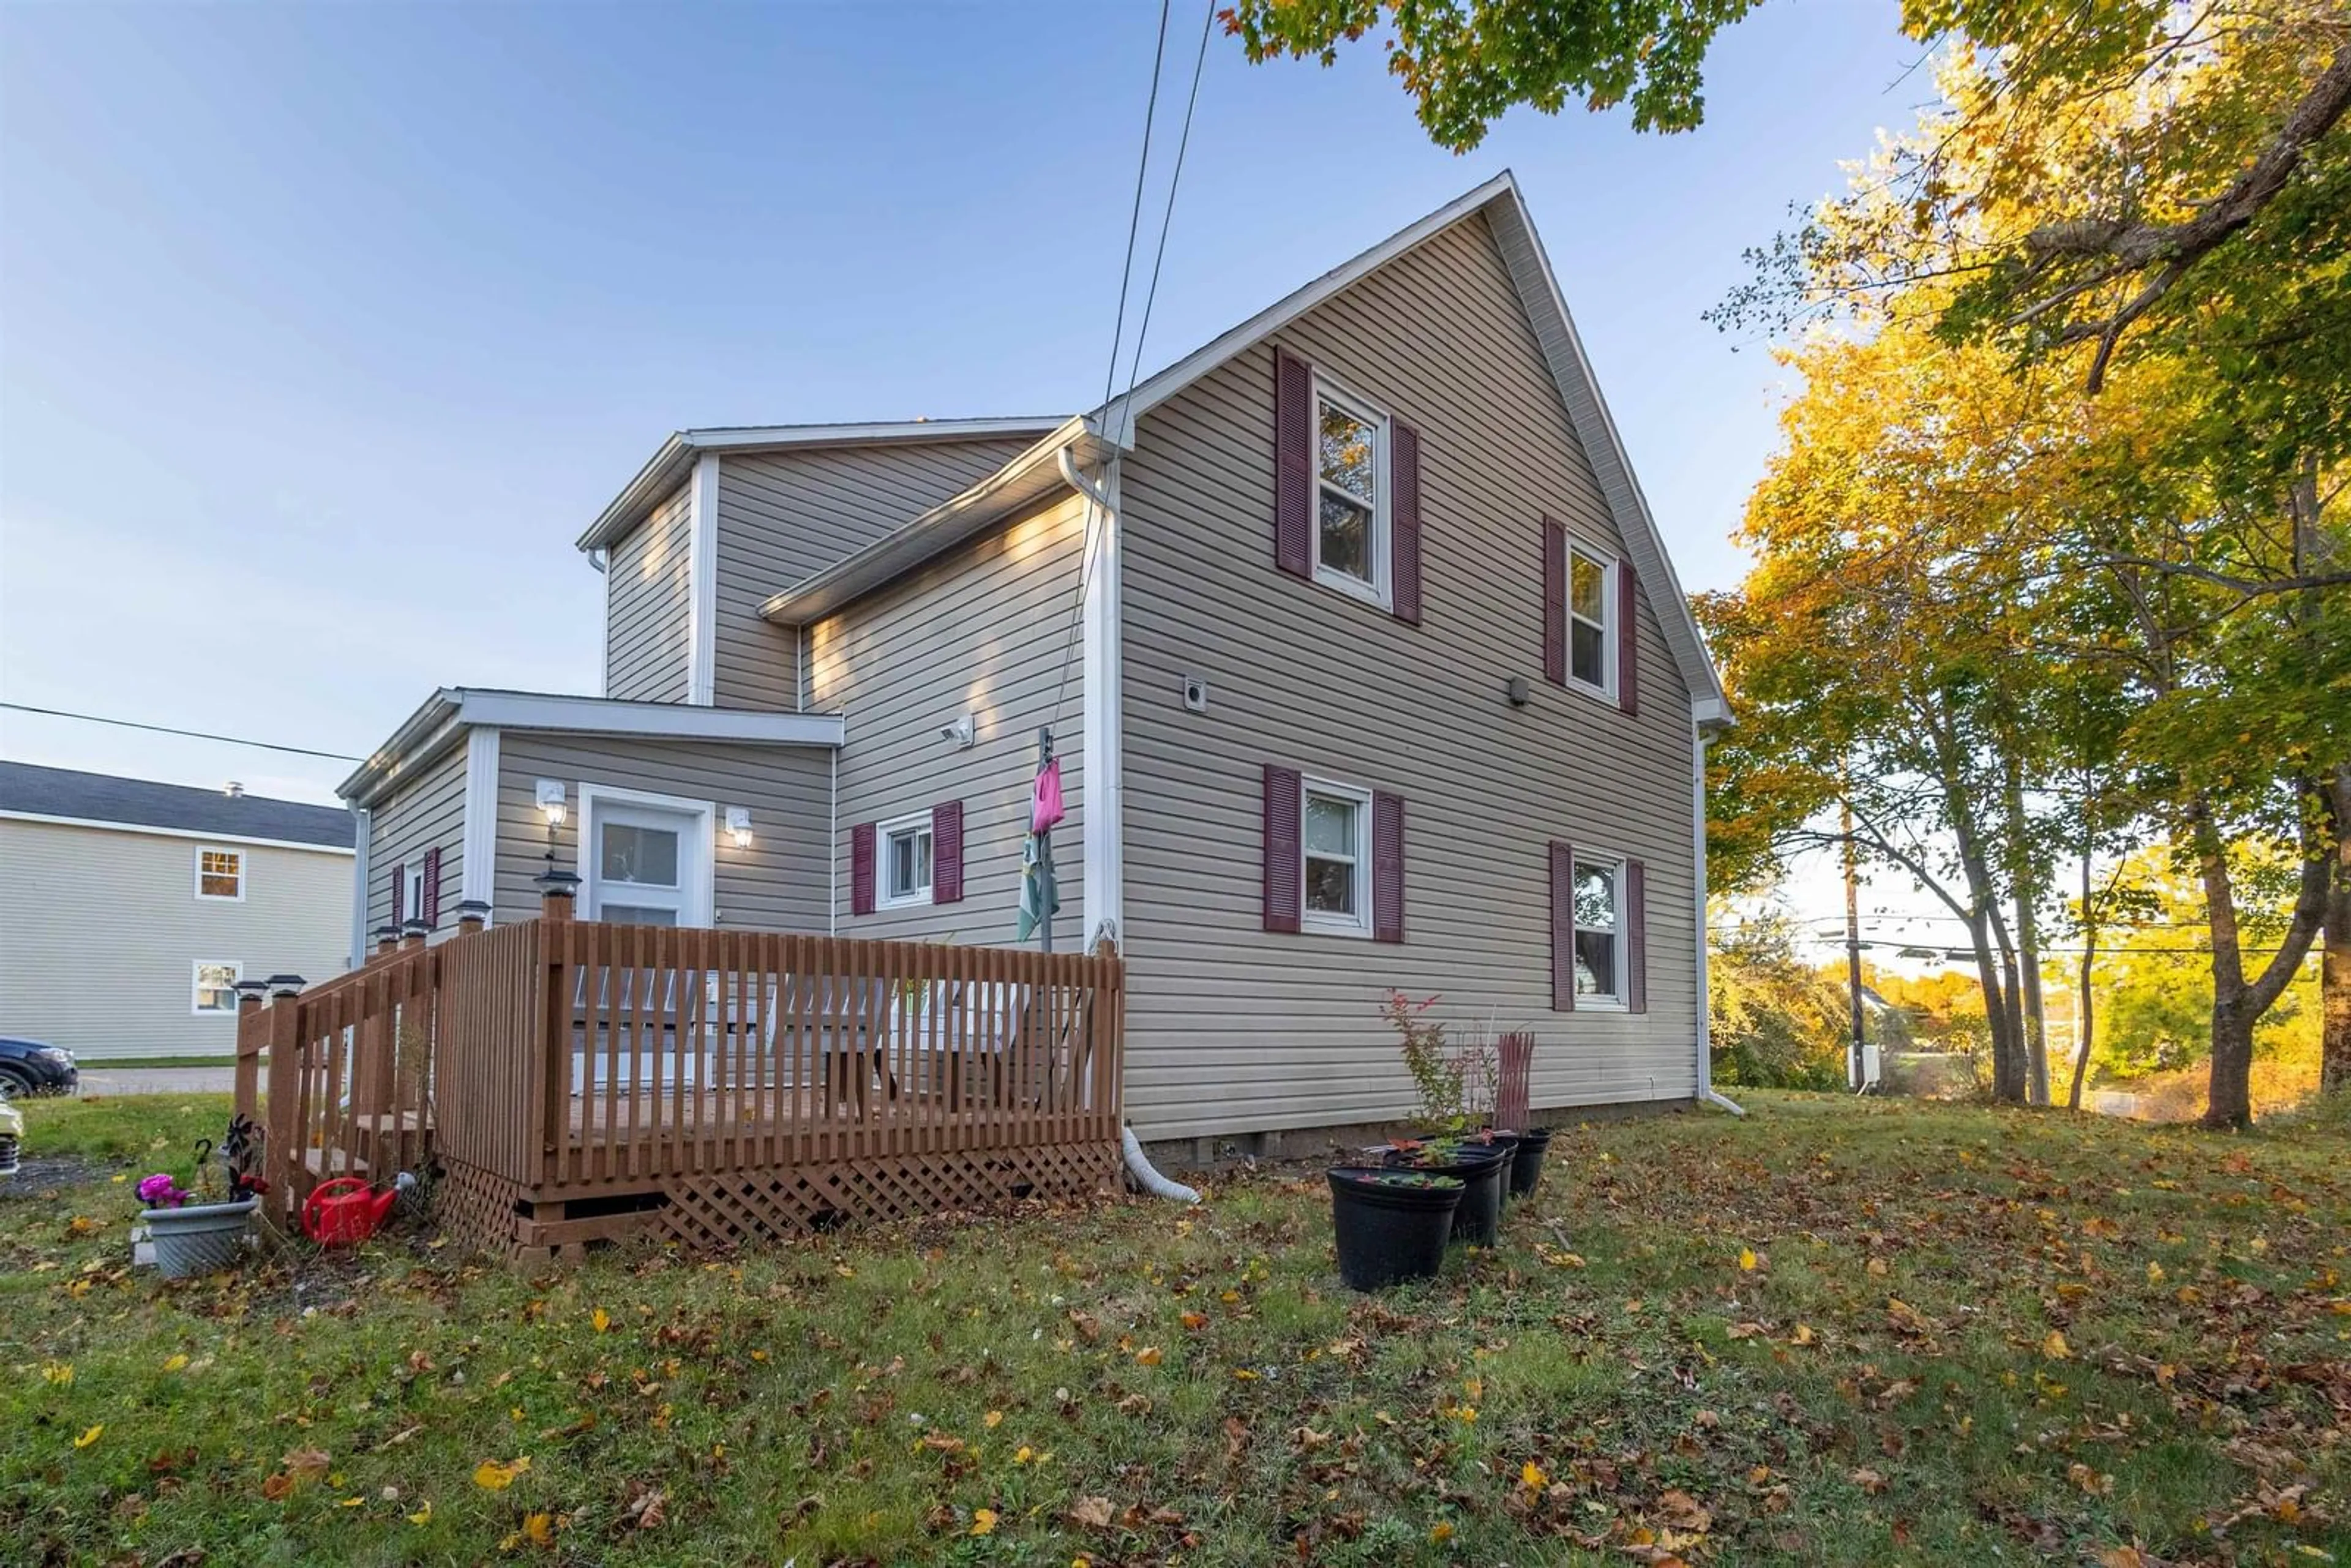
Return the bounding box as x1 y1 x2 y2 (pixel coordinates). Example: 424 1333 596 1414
724 806 753 848
535 779 567 827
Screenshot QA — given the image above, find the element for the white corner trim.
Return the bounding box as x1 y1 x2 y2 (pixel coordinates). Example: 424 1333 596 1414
576 781 717 926
1692 722 1741 1113
460 727 500 921
1067 452 1123 950
687 452 720 705
348 805 371 969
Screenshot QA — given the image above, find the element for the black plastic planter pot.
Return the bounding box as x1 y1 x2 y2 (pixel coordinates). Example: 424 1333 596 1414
1507 1128 1555 1198
1328 1168 1464 1290
1383 1144 1511 1248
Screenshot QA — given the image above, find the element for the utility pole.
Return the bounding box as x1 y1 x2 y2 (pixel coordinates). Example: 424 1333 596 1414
1842 798 1868 1091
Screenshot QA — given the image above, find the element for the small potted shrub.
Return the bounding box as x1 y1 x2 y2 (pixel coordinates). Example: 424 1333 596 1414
136 1148 258 1280
1326 1167 1464 1290
1380 1136 1512 1248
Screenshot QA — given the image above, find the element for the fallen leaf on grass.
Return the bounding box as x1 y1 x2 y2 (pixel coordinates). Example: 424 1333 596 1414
1739 1248 1759 1272
73 1425 103 1449
1430 1520 1455 1544
971 1508 999 1536
590 1308 610 1333
1068 1496 1114 1529
406 1501 433 1526
1851 1467 1888 1495
473 1456 531 1490
2042 1330 2071 1360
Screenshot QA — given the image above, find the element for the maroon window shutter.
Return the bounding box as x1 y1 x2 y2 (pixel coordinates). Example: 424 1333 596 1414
1542 517 1567 687
421 847 442 927
1390 421 1423 625
1262 763 1302 934
1273 347 1313 580
1625 858 1648 1013
1371 791 1405 943
1549 841 1576 1011
1618 556 1640 718
932 801 964 904
850 823 876 916
388 860 405 925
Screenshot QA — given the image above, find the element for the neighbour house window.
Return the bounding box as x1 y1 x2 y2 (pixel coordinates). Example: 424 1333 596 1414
1314 385 1388 602
1302 778 1373 937
195 847 244 901
880 813 934 907
192 960 241 1015
1573 860 1622 1002
1569 546 1613 694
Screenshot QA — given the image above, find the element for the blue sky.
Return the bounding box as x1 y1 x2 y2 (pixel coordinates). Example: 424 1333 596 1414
1 0 1927 824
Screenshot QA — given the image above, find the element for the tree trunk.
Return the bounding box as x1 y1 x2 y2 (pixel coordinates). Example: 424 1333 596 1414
2018 893 2049 1105
2205 995 2258 1131
2324 763 2350 1095
2194 802 2257 1130
2068 831 2097 1112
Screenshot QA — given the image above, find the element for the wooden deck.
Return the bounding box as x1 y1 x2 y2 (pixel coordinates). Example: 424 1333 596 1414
236 912 1125 1257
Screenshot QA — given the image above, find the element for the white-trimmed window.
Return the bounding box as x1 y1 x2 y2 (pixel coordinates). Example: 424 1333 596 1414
192 960 242 1015
1301 778 1373 937
1567 544 1614 695
402 862 426 924
195 846 244 901
1573 858 1622 1002
1314 381 1390 605
879 812 935 908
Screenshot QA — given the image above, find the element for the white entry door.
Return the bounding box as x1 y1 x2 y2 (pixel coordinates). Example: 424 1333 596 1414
582 792 712 927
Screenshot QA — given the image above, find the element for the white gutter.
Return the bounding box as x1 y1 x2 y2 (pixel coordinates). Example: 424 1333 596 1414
1693 722 1743 1115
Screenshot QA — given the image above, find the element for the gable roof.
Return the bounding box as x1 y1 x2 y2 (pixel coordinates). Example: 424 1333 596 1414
576 417 1065 553
0 761 353 849
1098 170 1725 719
752 174 1726 719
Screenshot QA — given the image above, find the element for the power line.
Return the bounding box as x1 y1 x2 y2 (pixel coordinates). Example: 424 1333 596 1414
0 702 364 762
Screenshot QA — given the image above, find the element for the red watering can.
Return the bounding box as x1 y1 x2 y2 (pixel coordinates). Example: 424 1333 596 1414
302 1177 397 1245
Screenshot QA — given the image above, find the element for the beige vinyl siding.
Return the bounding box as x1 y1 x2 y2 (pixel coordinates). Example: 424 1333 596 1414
491 734 831 932
0 819 350 1059
366 746 467 934
605 484 693 702
711 439 1034 710
1117 211 1698 1141
809 489 1086 949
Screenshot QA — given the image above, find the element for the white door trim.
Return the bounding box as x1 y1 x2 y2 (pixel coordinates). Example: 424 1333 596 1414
577 782 716 927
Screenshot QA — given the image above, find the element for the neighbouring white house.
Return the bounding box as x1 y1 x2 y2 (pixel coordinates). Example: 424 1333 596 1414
0 762 354 1060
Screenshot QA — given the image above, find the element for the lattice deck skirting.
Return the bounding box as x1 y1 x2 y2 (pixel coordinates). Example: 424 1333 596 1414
431 1140 1122 1259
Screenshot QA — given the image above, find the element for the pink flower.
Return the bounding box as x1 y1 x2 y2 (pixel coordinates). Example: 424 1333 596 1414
137 1174 187 1207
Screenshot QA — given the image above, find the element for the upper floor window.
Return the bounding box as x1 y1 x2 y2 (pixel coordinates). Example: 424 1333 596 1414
195 847 244 901
1315 384 1389 604
1568 545 1614 695
1573 858 1622 1002
880 812 934 908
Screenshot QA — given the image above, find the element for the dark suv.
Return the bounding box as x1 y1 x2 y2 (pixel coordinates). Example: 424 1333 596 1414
0 1038 77 1098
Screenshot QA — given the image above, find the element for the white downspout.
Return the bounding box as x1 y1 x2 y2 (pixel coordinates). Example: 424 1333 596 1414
347 804 372 973
1054 445 1183 1196
1693 719 1743 1115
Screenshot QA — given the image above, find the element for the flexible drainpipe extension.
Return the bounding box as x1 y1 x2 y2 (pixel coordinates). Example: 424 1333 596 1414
1122 1124 1200 1204
1693 721 1745 1116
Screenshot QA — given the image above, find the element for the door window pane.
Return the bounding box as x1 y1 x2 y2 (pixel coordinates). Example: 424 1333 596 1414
601 904 679 928
601 822 680 887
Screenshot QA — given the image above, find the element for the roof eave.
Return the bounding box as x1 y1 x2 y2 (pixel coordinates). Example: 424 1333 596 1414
759 418 1110 626
574 418 1068 554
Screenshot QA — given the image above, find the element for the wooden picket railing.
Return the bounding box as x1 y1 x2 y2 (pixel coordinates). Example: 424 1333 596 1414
236 910 1127 1255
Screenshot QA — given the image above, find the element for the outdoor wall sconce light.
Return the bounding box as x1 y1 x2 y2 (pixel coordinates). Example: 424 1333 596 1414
535 779 567 827
940 713 976 749
724 806 753 848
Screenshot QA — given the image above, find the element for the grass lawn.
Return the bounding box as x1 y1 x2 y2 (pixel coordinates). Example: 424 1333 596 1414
5 1091 2348 1566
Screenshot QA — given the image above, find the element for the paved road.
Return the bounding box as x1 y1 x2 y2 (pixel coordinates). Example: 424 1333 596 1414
76 1067 237 1097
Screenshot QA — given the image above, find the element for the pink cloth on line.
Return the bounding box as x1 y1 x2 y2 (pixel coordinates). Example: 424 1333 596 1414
1031 757 1066 833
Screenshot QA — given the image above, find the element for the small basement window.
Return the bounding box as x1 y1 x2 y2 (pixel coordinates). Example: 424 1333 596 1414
1301 778 1373 937
1314 382 1389 605
1568 545 1614 695
1573 859 1622 1002
880 812 934 907
195 846 244 901
192 960 242 1015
